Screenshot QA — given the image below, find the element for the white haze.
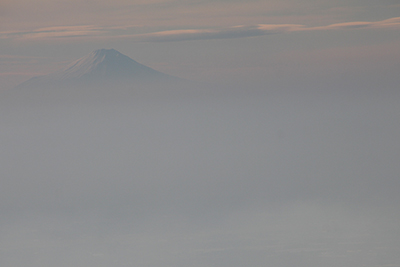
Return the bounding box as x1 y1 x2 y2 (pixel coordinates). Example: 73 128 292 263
1 82 400 267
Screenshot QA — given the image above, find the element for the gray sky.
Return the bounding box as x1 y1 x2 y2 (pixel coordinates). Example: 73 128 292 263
1 1 400 267
1 0 400 89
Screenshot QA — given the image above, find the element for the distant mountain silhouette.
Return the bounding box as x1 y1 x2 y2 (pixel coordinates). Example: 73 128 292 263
5 49 210 106
16 49 182 89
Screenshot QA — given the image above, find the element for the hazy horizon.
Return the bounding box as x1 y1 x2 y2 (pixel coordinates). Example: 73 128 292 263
1 0 400 90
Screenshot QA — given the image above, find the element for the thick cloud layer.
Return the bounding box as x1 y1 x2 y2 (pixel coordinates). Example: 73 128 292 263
1 83 399 267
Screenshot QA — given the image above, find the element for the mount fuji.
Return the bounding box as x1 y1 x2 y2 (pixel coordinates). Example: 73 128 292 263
17 49 181 89
5 49 206 105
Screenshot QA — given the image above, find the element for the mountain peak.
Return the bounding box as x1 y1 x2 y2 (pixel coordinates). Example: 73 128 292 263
89 48 123 61
60 48 159 80
8 49 202 105
16 49 180 89
94 48 118 54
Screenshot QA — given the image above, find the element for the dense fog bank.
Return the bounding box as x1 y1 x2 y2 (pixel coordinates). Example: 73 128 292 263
1 83 399 267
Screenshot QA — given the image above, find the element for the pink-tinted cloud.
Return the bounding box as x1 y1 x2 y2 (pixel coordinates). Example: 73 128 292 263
1 17 399 42
135 24 304 42
309 17 400 31
136 17 400 42
0 25 109 40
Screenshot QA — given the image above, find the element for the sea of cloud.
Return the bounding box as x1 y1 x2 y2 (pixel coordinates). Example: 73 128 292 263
0 82 399 267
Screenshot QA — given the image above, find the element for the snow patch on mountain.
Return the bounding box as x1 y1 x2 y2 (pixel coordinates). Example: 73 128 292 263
16 49 180 88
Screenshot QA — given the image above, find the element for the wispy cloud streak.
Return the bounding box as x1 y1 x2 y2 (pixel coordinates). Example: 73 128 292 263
310 17 400 30
135 24 303 42
138 17 400 42
1 17 400 42
0 25 116 39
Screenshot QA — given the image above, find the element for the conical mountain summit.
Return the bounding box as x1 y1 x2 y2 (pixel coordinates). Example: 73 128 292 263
5 49 203 105
16 49 180 89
